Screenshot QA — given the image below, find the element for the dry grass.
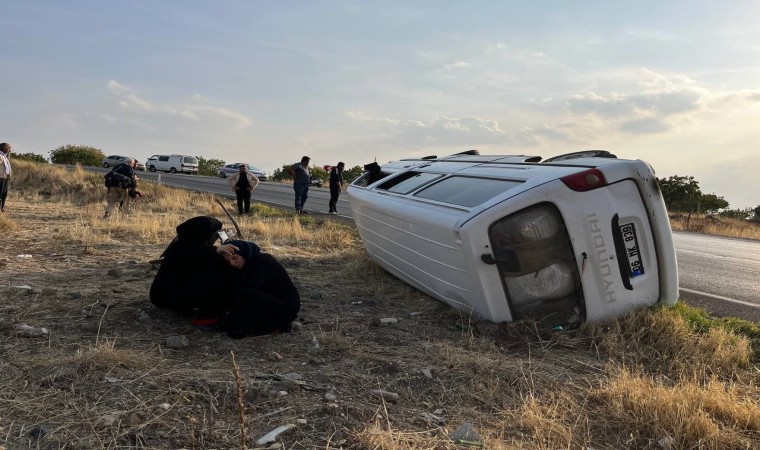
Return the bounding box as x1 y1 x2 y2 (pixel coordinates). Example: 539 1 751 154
670 212 760 240
1 160 760 449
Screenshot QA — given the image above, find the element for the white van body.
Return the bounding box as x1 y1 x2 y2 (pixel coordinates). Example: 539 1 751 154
347 151 678 326
146 154 199 174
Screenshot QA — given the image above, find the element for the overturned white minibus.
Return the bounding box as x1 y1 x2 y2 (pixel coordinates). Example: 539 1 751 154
347 150 678 326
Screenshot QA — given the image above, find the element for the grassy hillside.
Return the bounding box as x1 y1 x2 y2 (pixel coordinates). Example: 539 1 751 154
1 160 760 449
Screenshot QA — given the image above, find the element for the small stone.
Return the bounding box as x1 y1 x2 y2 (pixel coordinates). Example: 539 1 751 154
277 391 288 396
158 403 171 410
421 368 433 379
268 351 283 361
128 412 141 427
324 392 338 402
658 436 675 449
371 317 399 326
295 418 307 425
448 422 483 444
369 389 399 403
256 424 296 446
27 424 52 439
15 324 49 337
107 268 124 278
165 335 190 348
291 321 303 330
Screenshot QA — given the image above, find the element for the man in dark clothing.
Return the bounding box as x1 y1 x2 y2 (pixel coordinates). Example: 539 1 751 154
0 143 12 212
221 240 301 338
103 158 139 218
288 156 311 214
150 216 234 318
328 162 345 214
227 164 259 215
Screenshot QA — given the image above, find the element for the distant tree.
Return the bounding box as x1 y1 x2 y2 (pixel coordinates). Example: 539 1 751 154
753 205 760 222
271 164 294 182
658 175 702 229
699 193 729 215
343 165 364 183
197 156 225 177
310 165 328 182
49 144 105 166
11 152 47 163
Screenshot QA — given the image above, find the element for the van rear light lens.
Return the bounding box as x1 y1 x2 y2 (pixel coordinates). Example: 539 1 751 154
561 169 607 191
489 204 583 325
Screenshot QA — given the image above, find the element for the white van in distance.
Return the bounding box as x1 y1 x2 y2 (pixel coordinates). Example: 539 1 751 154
347 150 678 327
145 154 199 174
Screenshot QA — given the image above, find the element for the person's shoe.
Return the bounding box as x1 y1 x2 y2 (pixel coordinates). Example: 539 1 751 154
330 211 338 215
300 210 309 214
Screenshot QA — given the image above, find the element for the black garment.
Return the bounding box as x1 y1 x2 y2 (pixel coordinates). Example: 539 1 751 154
224 240 300 338
235 189 251 214
151 216 232 317
328 166 343 213
0 176 9 212
110 163 137 189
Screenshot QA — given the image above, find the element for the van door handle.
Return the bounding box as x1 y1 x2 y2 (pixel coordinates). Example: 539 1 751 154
481 254 496 265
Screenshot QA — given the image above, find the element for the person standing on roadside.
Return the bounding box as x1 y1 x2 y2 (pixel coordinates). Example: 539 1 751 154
0 143 12 213
228 164 259 215
328 162 345 215
103 158 138 218
288 156 311 214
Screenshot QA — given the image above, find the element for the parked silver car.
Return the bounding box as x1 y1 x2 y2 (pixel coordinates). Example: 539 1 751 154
102 155 144 170
102 155 131 168
217 163 268 181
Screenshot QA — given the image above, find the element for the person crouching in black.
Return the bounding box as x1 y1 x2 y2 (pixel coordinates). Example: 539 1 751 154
150 216 234 320
219 240 300 338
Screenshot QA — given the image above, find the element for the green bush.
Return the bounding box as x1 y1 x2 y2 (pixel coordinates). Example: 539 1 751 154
49 145 105 166
11 152 48 164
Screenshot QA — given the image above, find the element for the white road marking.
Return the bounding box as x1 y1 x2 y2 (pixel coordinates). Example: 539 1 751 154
679 287 759 308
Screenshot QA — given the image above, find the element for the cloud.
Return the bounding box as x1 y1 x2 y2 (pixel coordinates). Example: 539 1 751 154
106 80 130 92
105 80 252 130
444 61 471 70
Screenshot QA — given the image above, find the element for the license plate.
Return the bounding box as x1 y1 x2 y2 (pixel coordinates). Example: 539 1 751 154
619 223 644 278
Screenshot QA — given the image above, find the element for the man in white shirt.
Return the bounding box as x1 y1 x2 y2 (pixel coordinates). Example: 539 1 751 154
0 143 12 212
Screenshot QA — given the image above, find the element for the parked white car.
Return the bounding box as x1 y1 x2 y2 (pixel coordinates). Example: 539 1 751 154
217 163 268 181
146 154 199 174
348 150 678 327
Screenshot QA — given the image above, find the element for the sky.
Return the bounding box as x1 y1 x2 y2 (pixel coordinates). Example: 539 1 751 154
1 1 759 209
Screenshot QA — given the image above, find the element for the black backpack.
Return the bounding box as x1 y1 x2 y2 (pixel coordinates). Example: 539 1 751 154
104 171 131 188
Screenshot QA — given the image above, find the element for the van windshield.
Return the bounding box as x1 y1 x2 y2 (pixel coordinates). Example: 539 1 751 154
183 156 198 164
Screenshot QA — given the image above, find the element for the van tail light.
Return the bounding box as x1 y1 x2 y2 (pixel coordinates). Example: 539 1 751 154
561 169 607 192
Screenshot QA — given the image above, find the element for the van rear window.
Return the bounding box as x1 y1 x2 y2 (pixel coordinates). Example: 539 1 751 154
414 176 523 207
376 172 442 194
183 156 198 164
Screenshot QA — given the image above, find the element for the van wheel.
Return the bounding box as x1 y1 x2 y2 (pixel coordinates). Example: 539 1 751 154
170 168 177 173
149 165 157 172
103 162 110 168
219 172 227 178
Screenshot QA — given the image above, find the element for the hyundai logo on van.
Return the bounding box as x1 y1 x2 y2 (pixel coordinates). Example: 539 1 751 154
587 213 616 303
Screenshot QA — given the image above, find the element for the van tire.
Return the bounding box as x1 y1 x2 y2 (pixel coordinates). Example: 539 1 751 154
170 167 177 173
103 162 110 168
149 165 157 172
219 172 227 178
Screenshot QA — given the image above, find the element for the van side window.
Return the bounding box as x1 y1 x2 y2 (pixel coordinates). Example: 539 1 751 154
159 156 169 162
376 172 442 194
414 176 523 207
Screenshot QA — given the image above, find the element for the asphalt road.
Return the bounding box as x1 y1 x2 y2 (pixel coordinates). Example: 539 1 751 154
91 168 760 321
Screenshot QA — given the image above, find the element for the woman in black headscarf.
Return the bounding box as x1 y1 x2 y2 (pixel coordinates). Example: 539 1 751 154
150 216 233 318
219 240 301 338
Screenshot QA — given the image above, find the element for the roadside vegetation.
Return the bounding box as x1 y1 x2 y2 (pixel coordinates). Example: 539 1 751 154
1 160 760 449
